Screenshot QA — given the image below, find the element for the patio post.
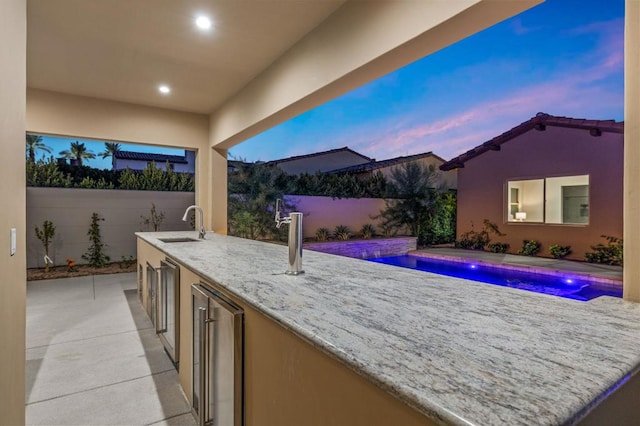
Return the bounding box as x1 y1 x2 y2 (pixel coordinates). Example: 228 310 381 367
623 0 640 302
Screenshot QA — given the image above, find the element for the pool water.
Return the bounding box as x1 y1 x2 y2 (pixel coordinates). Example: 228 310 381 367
368 255 622 301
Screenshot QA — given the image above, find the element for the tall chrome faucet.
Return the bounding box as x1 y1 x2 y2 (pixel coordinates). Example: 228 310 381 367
275 199 304 275
182 205 206 239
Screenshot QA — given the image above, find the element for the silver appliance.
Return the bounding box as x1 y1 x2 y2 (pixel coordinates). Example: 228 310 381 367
158 259 180 364
191 283 244 426
145 262 157 325
138 263 143 303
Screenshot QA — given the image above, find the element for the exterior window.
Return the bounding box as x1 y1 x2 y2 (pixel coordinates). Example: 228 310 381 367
507 179 544 222
506 175 589 225
168 163 175 170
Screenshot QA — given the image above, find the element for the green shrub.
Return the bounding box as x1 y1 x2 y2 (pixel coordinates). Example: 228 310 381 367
315 227 330 242
26 157 72 187
549 244 572 259
230 211 257 239
360 224 376 239
487 242 509 253
333 225 352 241
518 240 541 256
421 191 457 245
119 255 136 269
455 220 504 250
584 236 623 266
27 157 193 191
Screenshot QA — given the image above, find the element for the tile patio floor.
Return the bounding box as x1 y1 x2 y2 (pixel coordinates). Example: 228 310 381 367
26 273 196 426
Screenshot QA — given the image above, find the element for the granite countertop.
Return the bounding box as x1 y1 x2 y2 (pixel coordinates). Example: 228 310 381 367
137 231 640 425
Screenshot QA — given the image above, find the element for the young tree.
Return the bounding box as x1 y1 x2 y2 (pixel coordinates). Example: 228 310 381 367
26 134 52 163
59 141 96 166
82 212 110 267
35 220 56 272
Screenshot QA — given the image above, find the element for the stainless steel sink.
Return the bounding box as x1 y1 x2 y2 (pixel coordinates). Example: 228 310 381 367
158 237 200 243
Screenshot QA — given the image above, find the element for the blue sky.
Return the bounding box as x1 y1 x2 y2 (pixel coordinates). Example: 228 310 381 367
230 0 624 162
34 135 186 170
34 0 624 168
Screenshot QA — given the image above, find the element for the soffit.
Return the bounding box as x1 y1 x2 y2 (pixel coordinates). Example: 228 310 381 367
27 0 345 114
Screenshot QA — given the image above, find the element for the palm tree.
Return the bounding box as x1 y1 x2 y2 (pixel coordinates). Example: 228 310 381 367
59 141 96 166
26 134 52 162
101 142 121 169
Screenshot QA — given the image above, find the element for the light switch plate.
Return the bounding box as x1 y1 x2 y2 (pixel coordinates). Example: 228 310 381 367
10 228 16 256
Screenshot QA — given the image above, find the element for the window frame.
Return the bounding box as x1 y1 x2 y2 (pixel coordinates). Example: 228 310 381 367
505 174 590 226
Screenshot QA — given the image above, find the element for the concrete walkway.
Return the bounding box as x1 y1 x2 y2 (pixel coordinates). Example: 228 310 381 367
26 273 196 426
411 247 623 283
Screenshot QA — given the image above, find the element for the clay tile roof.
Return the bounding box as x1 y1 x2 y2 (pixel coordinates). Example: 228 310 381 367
327 151 444 174
265 146 372 165
114 150 188 164
439 112 624 171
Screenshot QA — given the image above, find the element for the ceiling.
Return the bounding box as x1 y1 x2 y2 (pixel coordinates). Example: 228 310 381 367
27 0 346 114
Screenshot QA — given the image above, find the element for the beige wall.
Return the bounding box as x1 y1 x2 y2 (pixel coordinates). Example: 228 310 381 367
0 0 26 423
277 151 370 175
290 195 387 239
25 89 218 229
27 188 195 268
456 126 623 260
624 0 640 301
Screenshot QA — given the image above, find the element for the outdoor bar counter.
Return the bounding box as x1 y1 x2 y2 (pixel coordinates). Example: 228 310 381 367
136 231 640 425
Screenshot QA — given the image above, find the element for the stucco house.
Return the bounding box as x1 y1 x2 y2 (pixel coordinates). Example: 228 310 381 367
329 151 457 189
440 113 624 260
113 149 196 172
265 146 372 175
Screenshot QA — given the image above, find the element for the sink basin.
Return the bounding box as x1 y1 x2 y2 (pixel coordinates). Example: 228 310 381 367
158 237 200 243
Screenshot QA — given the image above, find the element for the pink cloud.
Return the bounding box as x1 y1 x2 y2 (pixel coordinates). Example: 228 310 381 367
302 17 623 163
334 69 620 161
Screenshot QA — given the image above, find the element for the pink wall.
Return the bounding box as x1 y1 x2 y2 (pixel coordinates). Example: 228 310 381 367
287 195 387 239
456 126 623 260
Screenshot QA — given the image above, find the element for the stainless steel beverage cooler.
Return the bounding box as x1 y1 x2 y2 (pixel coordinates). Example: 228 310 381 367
158 259 180 364
146 262 156 325
191 283 244 426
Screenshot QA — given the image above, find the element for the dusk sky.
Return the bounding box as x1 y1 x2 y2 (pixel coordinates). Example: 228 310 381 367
230 0 624 163
38 0 624 169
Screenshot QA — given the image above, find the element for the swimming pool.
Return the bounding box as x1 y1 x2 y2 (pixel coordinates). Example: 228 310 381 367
368 255 622 301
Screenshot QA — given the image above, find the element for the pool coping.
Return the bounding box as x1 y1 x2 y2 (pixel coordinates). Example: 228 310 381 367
407 250 623 289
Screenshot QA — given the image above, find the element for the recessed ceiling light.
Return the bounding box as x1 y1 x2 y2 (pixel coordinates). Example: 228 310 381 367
158 84 171 95
195 15 212 30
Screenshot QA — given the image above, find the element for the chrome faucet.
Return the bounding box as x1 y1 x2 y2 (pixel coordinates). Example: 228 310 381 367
182 205 206 239
274 199 290 229
275 199 304 275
